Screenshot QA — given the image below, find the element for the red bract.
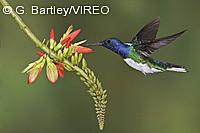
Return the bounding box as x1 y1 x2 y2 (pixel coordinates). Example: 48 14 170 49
35 51 45 57
27 67 42 84
56 63 64 78
68 29 81 42
74 46 94 53
61 29 81 48
50 28 54 40
23 57 45 84
61 37 70 47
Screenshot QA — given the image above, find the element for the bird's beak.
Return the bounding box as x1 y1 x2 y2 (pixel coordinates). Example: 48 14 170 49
83 42 103 46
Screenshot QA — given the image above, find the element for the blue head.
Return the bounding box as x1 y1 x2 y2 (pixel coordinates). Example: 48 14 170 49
86 38 131 58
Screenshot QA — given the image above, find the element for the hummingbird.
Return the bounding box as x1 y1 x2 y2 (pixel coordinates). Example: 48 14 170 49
85 17 187 74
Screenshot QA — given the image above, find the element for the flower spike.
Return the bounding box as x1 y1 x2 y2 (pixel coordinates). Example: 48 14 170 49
20 23 105 130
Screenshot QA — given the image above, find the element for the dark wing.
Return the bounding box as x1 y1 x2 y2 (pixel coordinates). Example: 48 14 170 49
132 17 160 42
135 30 187 57
150 30 186 50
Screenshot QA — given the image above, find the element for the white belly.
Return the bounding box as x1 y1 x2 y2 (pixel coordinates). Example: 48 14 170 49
124 58 162 75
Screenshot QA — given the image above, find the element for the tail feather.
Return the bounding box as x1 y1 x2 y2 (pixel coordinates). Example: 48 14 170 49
166 67 187 72
124 57 187 74
147 58 187 73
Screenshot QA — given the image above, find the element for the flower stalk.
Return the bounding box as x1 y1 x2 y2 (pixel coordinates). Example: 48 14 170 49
0 0 107 130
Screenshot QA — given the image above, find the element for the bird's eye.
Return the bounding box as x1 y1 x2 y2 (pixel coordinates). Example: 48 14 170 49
106 40 111 44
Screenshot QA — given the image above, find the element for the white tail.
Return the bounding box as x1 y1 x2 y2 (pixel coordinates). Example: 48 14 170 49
166 67 187 73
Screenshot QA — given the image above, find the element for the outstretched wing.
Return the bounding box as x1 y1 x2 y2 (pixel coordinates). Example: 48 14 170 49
135 30 186 56
150 30 186 50
132 17 160 42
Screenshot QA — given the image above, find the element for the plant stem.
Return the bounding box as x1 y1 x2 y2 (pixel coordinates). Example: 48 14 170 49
0 0 106 130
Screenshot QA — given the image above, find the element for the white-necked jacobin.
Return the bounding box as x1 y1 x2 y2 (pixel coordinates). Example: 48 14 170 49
85 17 187 74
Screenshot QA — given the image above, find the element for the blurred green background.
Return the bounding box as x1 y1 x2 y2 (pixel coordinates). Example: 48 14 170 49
0 0 199 133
